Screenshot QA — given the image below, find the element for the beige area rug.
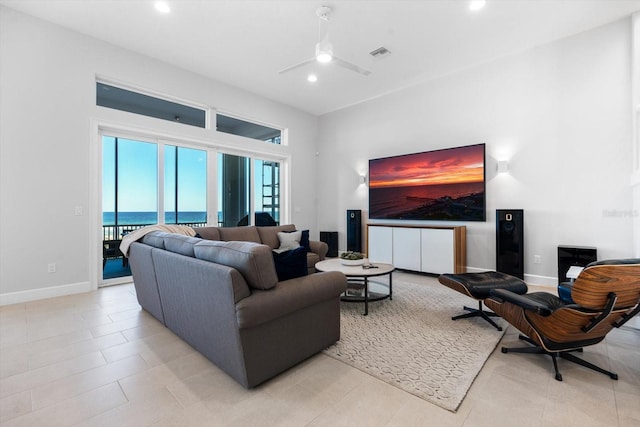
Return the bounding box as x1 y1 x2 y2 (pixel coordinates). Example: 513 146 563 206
323 277 507 412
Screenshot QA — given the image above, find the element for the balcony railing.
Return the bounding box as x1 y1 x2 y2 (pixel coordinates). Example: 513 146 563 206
102 222 208 241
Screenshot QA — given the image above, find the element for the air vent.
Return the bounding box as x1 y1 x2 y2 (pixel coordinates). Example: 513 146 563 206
369 47 391 58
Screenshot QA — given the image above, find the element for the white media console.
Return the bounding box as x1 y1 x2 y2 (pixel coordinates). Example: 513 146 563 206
366 224 467 274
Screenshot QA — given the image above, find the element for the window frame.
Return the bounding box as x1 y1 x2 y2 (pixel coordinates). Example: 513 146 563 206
93 123 290 287
215 110 285 145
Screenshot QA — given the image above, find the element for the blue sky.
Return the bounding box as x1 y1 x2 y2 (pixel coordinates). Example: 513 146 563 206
103 136 274 215
102 136 206 213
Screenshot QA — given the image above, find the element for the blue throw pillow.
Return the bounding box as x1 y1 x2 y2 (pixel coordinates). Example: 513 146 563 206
272 246 308 281
299 230 311 253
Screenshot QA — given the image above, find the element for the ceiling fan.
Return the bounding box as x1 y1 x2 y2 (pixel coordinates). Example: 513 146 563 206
278 6 372 77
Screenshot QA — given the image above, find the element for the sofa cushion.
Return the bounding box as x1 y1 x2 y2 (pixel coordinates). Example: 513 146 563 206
194 240 278 290
193 227 221 241
163 234 200 257
218 226 261 244
141 231 167 249
256 225 296 249
272 247 308 281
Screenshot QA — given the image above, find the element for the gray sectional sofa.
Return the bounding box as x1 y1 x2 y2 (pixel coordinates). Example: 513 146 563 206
127 229 347 389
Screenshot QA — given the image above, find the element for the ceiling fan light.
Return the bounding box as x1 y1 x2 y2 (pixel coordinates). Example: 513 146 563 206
469 0 486 11
154 1 171 14
316 52 333 63
315 41 333 63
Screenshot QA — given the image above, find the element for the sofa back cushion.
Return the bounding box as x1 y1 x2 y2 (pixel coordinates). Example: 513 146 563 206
257 225 296 249
193 227 221 241
218 226 261 244
141 231 167 249
163 234 200 257
194 240 278 290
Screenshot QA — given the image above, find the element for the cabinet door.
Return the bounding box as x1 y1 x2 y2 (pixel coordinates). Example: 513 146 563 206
367 226 393 264
421 228 454 274
392 227 421 271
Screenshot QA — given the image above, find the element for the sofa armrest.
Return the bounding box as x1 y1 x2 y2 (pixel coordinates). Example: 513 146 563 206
235 271 347 329
309 240 328 260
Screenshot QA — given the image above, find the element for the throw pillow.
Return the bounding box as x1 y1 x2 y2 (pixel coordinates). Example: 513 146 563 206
272 246 308 281
299 230 311 253
280 229 311 253
275 230 302 253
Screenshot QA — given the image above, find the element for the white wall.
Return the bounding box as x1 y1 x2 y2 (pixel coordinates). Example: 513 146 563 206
318 18 635 285
633 13 640 258
0 7 319 303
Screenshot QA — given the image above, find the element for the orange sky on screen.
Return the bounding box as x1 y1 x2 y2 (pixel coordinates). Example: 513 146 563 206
369 144 484 188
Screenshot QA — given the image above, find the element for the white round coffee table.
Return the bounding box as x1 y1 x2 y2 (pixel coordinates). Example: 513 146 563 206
315 258 395 315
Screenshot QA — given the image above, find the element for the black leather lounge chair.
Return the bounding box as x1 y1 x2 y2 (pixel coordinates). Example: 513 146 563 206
485 259 640 381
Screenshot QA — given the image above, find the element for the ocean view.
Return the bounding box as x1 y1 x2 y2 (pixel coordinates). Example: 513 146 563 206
103 211 208 225
369 182 485 220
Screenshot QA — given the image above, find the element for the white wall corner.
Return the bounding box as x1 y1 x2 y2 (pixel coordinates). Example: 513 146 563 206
0 282 92 306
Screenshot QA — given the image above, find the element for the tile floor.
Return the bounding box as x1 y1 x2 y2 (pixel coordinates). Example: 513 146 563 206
0 272 638 426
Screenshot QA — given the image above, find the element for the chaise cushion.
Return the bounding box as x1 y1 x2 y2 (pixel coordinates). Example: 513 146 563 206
194 240 278 290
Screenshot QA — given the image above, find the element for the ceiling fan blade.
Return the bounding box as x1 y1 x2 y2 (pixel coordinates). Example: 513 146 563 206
333 56 372 76
278 57 316 74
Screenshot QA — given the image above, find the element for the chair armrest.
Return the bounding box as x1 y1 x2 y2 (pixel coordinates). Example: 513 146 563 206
490 289 553 316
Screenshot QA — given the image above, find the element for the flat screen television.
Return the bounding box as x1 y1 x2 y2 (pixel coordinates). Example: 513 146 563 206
368 143 486 221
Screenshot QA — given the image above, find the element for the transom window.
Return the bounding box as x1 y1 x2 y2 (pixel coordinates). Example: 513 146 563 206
97 82 207 128
216 114 282 144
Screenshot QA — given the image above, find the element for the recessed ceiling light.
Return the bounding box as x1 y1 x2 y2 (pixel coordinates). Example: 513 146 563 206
154 1 171 14
307 74 318 83
469 0 486 11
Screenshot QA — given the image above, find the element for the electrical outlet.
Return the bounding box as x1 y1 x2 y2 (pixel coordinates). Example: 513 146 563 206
47 263 57 273
534 255 541 264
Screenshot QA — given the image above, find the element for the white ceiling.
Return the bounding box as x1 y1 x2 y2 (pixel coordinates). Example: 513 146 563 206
2 0 640 115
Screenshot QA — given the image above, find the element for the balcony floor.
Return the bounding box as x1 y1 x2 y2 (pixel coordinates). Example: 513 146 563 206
103 258 131 280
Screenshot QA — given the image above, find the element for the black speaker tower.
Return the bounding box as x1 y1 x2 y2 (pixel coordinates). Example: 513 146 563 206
346 210 362 253
320 232 339 258
496 209 524 279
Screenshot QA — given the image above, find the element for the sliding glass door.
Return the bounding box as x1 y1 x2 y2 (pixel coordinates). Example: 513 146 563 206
102 136 158 280
101 134 284 283
102 137 210 281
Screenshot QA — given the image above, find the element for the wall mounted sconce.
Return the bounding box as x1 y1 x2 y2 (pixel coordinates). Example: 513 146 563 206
497 160 509 174
359 174 367 185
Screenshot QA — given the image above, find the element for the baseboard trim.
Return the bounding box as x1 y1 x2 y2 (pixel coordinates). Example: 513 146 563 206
0 281 92 306
465 267 556 289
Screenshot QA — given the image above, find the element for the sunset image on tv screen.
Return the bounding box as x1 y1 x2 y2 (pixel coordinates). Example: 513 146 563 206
368 143 485 221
